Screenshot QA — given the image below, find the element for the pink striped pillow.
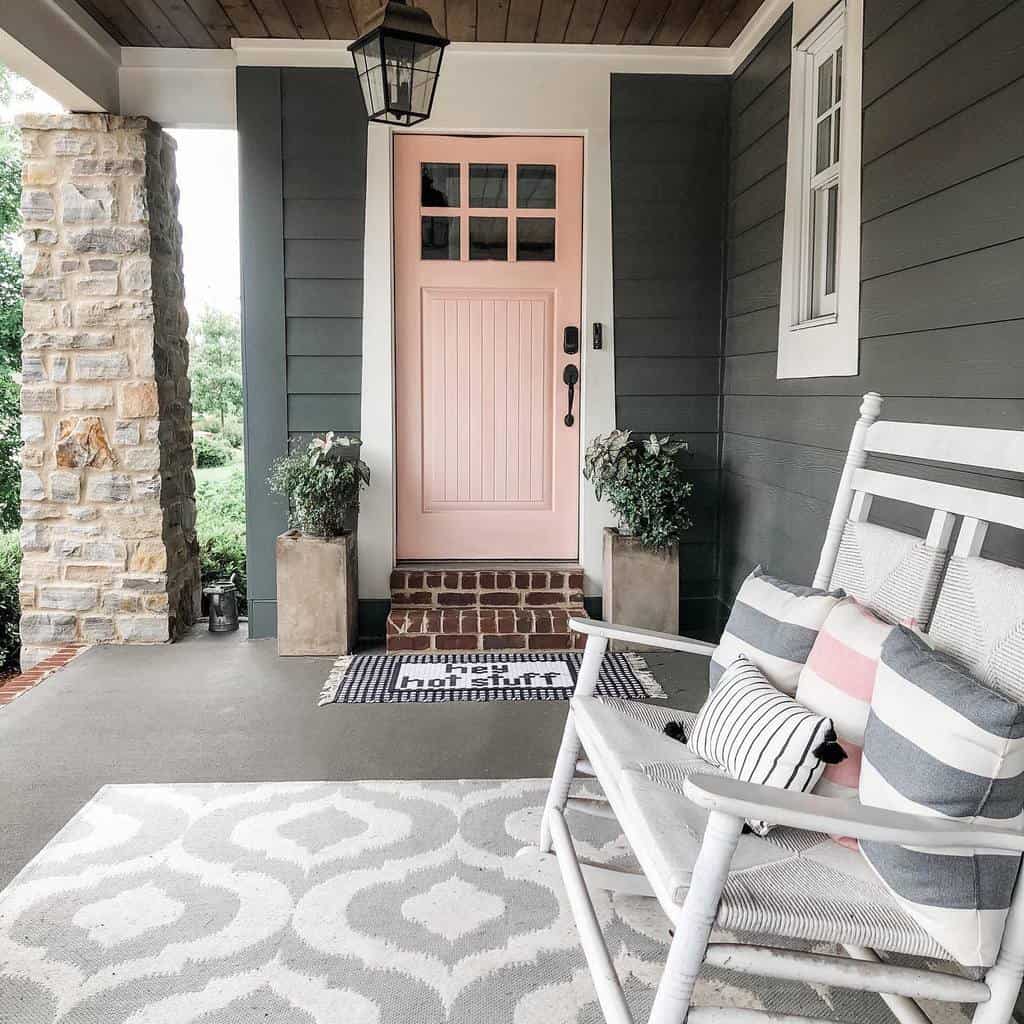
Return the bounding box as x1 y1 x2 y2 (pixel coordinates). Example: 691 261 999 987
796 598 894 811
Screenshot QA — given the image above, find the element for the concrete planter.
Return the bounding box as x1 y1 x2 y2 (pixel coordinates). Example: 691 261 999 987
602 527 679 651
276 531 357 656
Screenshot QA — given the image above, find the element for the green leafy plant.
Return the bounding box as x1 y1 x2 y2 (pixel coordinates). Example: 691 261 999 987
196 468 246 610
194 434 233 468
583 429 693 549
0 529 21 670
268 433 370 538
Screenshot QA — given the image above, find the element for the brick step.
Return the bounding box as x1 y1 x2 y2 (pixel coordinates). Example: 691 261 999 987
390 566 585 610
387 605 588 653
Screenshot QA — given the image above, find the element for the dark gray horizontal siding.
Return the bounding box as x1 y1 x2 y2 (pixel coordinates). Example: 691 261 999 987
286 356 362 394
285 239 364 278
719 0 1024 605
288 395 361 433
287 318 362 355
861 2 1024 161
611 74 730 633
860 157 1024 280
861 75 1024 221
237 66 368 638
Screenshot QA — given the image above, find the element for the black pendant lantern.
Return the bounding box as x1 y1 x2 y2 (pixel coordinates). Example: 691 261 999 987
349 0 449 127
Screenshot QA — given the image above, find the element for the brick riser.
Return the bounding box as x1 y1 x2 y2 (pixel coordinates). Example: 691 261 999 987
387 567 587 652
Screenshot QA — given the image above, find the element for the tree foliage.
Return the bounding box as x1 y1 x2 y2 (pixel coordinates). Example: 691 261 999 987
189 307 243 430
0 66 23 532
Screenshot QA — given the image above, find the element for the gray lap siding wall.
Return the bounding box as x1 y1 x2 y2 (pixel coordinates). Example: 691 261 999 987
719 0 1024 604
237 68 367 638
610 73 731 639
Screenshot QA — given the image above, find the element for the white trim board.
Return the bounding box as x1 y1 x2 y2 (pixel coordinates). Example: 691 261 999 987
231 38 734 73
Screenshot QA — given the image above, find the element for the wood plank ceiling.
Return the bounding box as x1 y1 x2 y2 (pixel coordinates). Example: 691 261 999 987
75 0 765 46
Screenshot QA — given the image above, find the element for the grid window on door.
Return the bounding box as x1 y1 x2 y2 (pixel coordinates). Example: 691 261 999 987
419 161 558 262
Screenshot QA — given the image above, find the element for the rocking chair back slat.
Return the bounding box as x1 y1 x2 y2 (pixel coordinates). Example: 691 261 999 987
865 420 1024 474
850 468 1024 530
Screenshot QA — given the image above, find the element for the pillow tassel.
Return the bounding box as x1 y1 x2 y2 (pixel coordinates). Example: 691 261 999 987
813 727 848 765
663 721 687 744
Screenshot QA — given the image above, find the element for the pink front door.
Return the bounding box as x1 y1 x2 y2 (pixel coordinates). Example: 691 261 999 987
394 135 584 560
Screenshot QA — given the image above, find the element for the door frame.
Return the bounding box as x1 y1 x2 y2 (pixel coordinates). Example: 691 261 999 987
358 118 614 603
392 132 585 562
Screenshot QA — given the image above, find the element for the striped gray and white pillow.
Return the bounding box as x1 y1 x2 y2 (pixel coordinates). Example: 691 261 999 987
711 567 845 694
860 626 1024 968
690 655 846 835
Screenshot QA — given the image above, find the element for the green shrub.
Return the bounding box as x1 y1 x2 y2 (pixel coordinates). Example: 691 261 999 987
268 433 369 537
0 530 21 670
583 430 693 549
220 418 244 449
194 434 232 468
196 468 246 610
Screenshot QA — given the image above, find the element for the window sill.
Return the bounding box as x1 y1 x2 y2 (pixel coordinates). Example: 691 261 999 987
790 313 838 332
777 315 859 380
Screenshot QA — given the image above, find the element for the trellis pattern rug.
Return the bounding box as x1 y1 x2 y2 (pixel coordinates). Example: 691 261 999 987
0 780 962 1023
318 651 663 706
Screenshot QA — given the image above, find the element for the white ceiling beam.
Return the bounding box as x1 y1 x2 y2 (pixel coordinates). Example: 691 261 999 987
0 0 120 112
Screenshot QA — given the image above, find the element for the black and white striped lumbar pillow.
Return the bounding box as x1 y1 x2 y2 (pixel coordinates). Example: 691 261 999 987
686 655 846 835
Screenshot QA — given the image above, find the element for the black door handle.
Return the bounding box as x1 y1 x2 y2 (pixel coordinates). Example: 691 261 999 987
563 364 579 427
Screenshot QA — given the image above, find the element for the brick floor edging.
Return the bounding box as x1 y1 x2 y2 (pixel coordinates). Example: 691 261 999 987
0 644 88 706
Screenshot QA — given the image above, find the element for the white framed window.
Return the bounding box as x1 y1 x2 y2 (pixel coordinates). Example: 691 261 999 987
777 0 863 379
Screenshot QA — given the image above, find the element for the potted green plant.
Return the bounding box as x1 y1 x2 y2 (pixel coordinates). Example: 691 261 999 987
269 433 370 656
583 430 692 644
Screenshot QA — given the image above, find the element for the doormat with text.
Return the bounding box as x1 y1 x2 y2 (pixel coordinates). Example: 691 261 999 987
318 651 664 705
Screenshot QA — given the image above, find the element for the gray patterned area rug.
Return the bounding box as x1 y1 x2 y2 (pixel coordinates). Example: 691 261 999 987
319 651 663 705
0 781 967 1023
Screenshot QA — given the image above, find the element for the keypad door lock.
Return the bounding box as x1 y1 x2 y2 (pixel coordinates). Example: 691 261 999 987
563 326 579 355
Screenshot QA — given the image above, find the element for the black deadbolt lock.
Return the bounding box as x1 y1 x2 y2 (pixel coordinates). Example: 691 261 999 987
563 326 579 355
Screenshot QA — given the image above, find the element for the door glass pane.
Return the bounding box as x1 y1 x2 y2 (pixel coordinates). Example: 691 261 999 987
517 164 556 208
825 184 839 296
469 164 508 208
469 217 507 260
832 107 841 163
835 47 843 102
817 56 833 115
421 216 460 260
421 163 459 207
815 115 832 174
516 217 555 261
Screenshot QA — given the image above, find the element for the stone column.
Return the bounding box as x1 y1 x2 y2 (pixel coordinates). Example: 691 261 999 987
17 113 200 669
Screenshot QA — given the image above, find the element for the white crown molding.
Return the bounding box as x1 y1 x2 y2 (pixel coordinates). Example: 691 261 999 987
729 0 792 72
120 47 235 69
229 37 736 73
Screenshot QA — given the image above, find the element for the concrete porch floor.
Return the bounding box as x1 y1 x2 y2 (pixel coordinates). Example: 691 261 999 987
0 625 709 889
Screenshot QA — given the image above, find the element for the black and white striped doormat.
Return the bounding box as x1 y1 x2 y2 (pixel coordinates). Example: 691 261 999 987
318 651 664 705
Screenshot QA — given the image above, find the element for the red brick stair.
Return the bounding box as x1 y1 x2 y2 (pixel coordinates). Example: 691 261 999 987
387 567 587 652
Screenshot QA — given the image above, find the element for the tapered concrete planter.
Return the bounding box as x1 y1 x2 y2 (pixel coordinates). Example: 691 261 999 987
276 531 357 656
602 527 679 651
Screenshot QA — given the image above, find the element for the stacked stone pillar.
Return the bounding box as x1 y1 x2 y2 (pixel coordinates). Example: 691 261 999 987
17 113 200 669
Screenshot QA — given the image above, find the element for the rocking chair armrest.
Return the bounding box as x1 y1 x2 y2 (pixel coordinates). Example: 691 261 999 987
569 617 718 658
680 773 1024 854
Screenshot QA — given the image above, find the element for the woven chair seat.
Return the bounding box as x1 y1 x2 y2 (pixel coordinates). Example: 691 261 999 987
573 695 954 963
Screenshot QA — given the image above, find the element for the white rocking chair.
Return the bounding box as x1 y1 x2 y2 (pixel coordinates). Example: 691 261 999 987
537 393 1024 1024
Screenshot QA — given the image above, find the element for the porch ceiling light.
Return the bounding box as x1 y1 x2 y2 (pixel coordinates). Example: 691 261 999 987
348 0 449 127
